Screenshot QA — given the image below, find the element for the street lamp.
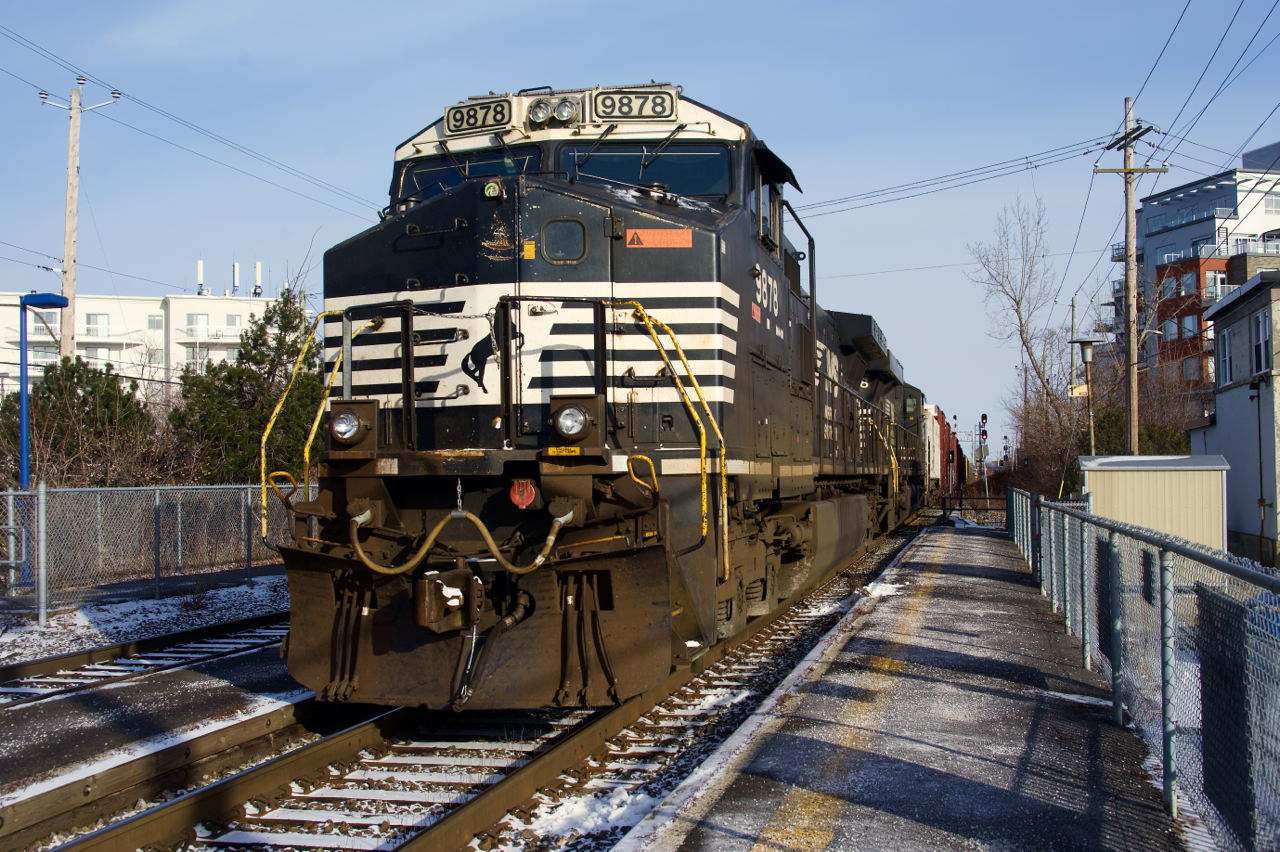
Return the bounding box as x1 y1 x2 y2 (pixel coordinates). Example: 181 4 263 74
19 293 69 489
1070 335 1105 457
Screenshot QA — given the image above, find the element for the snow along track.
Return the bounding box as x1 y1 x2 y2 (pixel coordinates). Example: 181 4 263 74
0 612 289 710
50 514 933 852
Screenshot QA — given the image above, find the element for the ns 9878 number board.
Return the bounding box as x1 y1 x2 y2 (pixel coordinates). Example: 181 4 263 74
445 99 512 135
592 90 677 121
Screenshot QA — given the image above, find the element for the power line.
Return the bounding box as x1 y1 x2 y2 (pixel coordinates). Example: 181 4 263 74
0 63 44 90
818 248 1110 280
793 136 1106 212
0 238 195 291
0 255 60 274
0 24 380 212
0 240 60 263
1132 0 1192 109
0 359 184 386
93 111 370 221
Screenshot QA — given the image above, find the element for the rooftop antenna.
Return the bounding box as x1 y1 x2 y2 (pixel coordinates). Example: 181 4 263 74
253 261 262 297
197 259 205 296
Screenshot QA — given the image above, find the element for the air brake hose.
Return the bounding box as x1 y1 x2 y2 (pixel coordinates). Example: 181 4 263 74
348 508 574 576
451 590 533 711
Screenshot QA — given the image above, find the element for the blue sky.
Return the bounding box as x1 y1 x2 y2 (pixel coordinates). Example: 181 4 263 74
1 0 1277 450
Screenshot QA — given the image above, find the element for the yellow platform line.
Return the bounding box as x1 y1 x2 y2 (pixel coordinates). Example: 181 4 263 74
747 533 948 852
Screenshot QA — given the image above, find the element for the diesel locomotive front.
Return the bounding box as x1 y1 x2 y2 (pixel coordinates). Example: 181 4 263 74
268 84 930 710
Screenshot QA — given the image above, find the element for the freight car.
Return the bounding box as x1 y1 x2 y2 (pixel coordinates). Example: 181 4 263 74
266 84 937 710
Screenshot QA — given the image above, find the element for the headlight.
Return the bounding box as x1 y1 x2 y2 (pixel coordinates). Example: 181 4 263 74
554 404 588 439
528 101 551 125
331 411 361 442
554 99 577 122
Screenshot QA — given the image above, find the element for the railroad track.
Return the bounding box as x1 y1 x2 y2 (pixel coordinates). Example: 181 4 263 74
27 516 932 852
0 612 289 710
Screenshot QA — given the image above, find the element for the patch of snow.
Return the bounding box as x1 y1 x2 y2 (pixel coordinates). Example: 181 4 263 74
1038 690 1113 709
526 785 660 841
0 575 288 667
684 640 702 648
440 585 464 607
0 685 313 806
864 580 904 598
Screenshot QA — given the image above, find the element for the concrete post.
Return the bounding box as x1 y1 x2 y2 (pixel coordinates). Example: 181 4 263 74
36 481 47 627
1109 531 1124 727
1159 548 1178 816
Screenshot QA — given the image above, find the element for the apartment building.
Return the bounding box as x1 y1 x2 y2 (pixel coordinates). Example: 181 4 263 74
0 290 272 392
1111 141 1280 374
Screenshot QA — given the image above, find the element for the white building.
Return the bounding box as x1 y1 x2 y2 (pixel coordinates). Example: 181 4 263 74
0 290 273 393
1190 269 1280 565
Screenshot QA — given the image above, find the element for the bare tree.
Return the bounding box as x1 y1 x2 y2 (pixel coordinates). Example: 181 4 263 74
968 197 1082 494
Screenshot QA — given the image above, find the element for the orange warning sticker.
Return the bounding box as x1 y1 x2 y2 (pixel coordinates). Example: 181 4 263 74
752 302 762 323
625 229 693 248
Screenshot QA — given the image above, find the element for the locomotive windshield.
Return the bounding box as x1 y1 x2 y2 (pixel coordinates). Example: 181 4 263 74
397 145 541 203
560 143 731 197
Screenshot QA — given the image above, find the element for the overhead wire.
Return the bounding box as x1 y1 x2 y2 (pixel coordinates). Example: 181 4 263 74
93 112 369 221
1132 0 1193 110
0 24 380 212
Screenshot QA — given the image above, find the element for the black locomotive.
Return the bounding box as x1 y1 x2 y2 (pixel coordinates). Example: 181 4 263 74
271 84 933 709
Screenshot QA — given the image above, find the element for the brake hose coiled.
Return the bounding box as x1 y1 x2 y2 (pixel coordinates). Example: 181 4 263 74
348 508 574 576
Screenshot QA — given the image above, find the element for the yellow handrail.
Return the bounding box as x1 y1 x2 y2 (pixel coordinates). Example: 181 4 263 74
605 301 730 581
865 414 900 496
260 309 341 544
627 454 659 497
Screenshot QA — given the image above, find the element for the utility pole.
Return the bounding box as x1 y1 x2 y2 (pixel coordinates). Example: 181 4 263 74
39 78 119 360
1094 98 1165 455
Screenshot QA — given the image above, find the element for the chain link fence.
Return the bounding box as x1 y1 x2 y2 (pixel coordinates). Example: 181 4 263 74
1009 486 1280 852
0 483 306 620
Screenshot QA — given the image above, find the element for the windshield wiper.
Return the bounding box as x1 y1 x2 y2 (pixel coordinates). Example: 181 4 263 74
436 139 468 181
640 124 687 169
573 124 618 174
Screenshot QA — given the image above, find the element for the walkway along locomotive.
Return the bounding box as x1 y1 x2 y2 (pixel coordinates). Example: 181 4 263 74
264 84 938 710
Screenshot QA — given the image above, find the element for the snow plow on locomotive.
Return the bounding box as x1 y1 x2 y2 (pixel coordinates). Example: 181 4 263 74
266 84 934 710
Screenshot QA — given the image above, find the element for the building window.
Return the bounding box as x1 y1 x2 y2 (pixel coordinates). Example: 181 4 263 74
186 313 209 338
225 346 241 363
1266 194 1280 215
31 310 58 338
226 314 241 327
1159 275 1175 300
1162 318 1178 341
1206 270 1228 300
1179 272 1196 296
85 313 109 336
1220 328 1234 384
31 345 57 365
184 344 210 368
84 346 110 366
1181 315 1198 339
1182 357 1200 381
147 314 163 331
1251 308 1272 374
147 348 164 366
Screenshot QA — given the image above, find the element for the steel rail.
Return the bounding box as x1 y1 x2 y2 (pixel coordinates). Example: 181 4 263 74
0 611 289 709
54 512 927 852
0 697 320 847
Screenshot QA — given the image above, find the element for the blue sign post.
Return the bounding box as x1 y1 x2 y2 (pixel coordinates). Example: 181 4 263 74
18 293 69 489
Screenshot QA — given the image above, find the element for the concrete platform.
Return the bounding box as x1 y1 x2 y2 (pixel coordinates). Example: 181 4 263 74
624 526 1188 852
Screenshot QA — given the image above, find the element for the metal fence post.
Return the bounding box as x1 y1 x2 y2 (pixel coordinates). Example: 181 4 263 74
1109 530 1124 726
153 489 161 601
244 488 253 585
1158 548 1177 817
95 490 103 577
176 499 183 572
5 489 13 595
1049 508 1059 613
36 481 47 627
1080 518 1091 671
1032 494 1042 589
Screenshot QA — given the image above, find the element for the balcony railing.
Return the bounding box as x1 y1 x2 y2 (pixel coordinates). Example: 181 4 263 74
1233 239 1280 256
1202 283 1239 306
1144 206 1237 237
1111 242 1145 262
178 325 243 340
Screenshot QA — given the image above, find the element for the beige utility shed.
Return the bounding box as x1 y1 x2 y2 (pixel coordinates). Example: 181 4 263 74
1078 455 1230 551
